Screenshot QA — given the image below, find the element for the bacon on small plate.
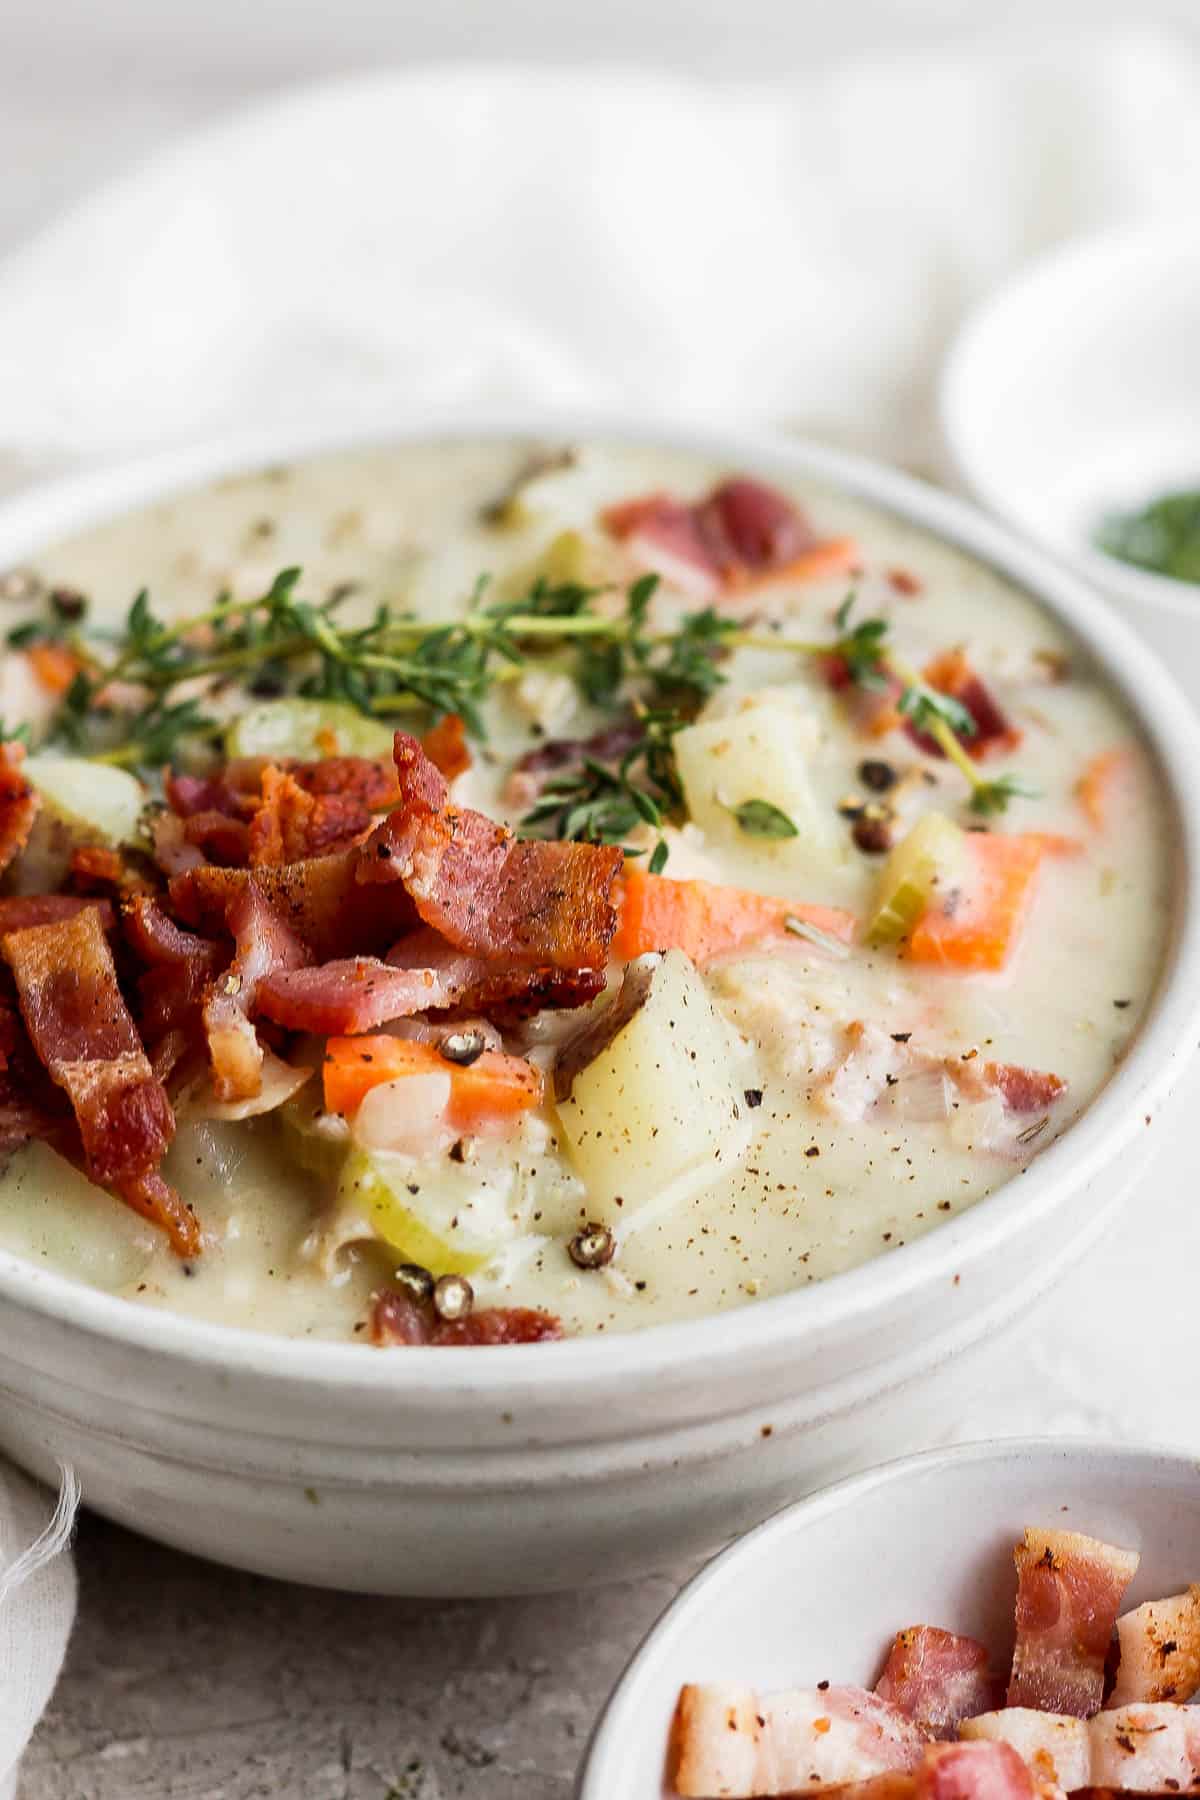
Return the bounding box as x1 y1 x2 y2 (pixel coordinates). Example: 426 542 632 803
1007 1528 1140 1717
1088 1702 1200 1792
1107 1586 1200 1708
672 1683 927 1798
876 1627 998 1737
0 906 197 1255
959 1711 1090 1790
361 734 623 970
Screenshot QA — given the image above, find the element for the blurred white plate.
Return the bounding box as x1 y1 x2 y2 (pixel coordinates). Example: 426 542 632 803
577 1439 1200 1799
940 228 1200 695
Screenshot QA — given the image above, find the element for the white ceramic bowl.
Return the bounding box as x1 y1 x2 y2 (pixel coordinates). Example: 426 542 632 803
578 1439 1200 1798
940 227 1200 697
0 415 1197 1596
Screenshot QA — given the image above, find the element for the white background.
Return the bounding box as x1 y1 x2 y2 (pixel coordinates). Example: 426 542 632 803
3 0 1200 253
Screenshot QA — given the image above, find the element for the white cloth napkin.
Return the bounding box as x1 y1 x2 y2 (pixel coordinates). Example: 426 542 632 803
0 31 1199 1777
0 32 1198 472
0 1467 77 1798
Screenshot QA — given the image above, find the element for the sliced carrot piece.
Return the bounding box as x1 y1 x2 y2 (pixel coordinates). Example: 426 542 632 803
1076 747 1133 830
26 643 80 696
732 536 861 593
907 832 1044 973
1026 831 1085 858
324 1035 542 1129
613 869 856 966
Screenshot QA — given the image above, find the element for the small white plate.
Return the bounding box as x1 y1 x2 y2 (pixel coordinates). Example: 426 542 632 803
940 227 1200 695
577 1439 1200 1799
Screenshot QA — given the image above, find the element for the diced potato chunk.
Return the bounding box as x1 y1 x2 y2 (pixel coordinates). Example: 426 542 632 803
554 950 750 1222
25 755 146 845
673 701 837 863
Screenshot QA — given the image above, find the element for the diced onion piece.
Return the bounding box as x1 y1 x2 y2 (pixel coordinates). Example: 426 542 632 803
191 1051 313 1121
866 811 968 946
353 1073 452 1154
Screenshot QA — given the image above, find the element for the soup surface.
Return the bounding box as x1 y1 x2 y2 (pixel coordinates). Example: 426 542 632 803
0 439 1172 1342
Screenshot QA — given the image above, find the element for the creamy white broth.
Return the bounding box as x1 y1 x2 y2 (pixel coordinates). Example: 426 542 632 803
0 439 1172 1340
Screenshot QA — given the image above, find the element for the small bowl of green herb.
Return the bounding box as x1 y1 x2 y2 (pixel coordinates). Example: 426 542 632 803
940 225 1200 698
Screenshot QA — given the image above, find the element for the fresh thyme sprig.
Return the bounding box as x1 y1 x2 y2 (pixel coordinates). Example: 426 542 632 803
520 707 684 872
3 564 1036 818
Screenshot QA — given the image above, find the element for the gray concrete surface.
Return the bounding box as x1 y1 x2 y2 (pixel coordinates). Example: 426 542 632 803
19 1510 693 1798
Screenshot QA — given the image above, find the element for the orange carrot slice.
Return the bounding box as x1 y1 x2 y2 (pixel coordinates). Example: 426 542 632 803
1076 747 1133 830
907 833 1044 972
324 1035 542 1129
26 643 80 696
613 869 856 965
732 536 861 593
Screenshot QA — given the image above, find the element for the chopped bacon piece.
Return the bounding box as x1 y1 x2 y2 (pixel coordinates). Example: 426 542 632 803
918 1741 1035 1800
0 906 197 1255
181 808 250 866
972 1065 1067 1116
203 884 310 1101
1008 1528 1140 1717
171 852 410 961
0 741 39 877
256 956 453 1035
818 1023 1066 1146
255 926 605 1036
876 1628 997 1737
421 713 471 781
124 895 226 1059
370 1289 563 1347
361 734 622 970
906 652 1021 762
1107 1587 1200 1708
1088 1703 1200 1792
603 475 837 598
672 1684 927 1797
0 894 115 934
959 1711 1091 1790
247 765 373 865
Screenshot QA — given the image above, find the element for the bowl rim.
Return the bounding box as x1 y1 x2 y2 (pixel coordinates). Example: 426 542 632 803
939 222 1200 618
0 407 1197 1395
576 1433 1200 1798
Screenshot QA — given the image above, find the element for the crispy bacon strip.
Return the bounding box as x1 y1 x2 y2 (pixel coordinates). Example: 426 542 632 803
203 884 310 1101
1007 1529 1140 1717
672 1684 927 1798
876 1628 998 1737
1107 1588 1200 1708
171 852 410 961
0 907 197 1255
370 1289 563 1346
360 734 622 969
124 896 226 1074
0 894 115 934
247 765 374 866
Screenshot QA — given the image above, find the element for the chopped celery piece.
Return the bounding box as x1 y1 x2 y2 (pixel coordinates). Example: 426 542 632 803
866 811 968 946
226 698 394 761
25 756 146 845
338 1148 513 1276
